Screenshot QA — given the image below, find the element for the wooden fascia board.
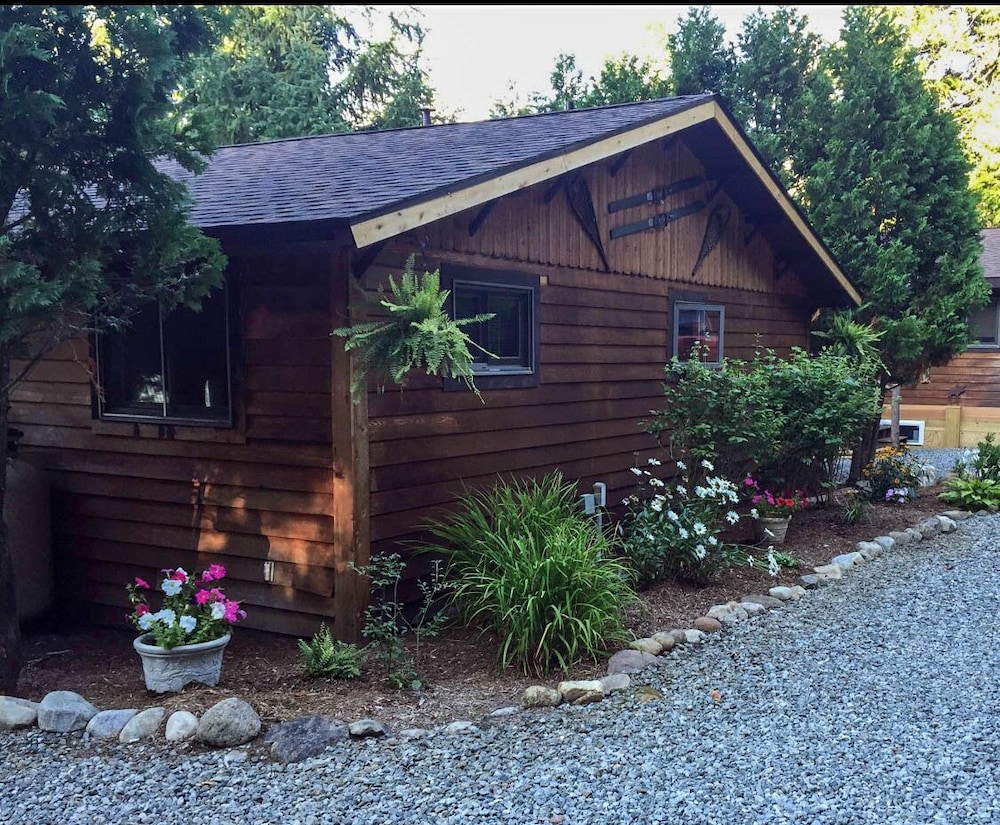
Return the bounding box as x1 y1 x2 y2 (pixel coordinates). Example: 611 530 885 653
349 102 716 249
707 102 863 307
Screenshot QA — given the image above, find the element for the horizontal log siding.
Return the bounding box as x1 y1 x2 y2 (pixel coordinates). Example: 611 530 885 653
365 245 809 551
10 247 342 638
898 350 1000 408
419 137 812 302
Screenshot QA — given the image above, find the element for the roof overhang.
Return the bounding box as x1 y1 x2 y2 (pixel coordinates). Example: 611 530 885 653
349 98 861 309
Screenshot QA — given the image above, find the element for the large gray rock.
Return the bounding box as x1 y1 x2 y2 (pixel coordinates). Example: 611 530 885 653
37 691 99 733
348 719 389 738
196 698 261 748
165 710 199 742
606 649 659 675
522 686 562 708
263 715 349 764
119 707 166 743
557 680 604 705
0 696 40 731
85 709 138 739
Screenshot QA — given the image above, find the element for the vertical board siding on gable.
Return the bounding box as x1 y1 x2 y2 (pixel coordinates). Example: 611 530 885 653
364 236 809 553
420 138 811 301
9 247 341 637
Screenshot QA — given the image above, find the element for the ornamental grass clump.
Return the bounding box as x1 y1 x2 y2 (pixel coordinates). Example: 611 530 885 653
126 564 246 649
422 472 638 677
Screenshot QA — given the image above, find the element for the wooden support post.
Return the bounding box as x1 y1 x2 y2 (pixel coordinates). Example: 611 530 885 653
943 405 962 448
330 246 370 643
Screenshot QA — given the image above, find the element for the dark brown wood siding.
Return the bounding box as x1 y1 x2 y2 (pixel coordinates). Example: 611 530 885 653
11 246 344 637
898 349 1000 408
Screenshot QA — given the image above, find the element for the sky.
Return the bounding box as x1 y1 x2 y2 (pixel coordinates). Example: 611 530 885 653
399 4 849 121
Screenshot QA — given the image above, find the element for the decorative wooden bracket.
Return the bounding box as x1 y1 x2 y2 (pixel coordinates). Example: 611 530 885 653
609 150 633 177
544 176 565 204
565 173 610 271
691 202 732 277
468 200 498 237
351 241 387 278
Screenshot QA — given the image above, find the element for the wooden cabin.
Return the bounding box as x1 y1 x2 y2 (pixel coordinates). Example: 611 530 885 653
887 228 998 447
10 93 861 640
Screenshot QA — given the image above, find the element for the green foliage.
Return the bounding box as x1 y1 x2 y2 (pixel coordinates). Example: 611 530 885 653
350 552 450 690
421 472 638 676
860 445 925 504
666 6 735 96
644 354 780 488
840 489 873 526
180 5 436 144
298 623 362 679
753 347 883 494
941 432 1000 508
332 254 495 401
617 457 748 587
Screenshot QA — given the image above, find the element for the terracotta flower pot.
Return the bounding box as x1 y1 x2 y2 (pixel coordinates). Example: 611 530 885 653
133 633 231 693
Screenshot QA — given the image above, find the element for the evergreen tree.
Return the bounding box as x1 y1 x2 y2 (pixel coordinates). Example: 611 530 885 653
665 6 734 96
0 5 226 693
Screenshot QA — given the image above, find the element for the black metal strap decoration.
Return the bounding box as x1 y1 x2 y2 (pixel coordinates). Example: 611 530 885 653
608 175 703 214
609 198 706 240
565 172 610 271
691 202 732 277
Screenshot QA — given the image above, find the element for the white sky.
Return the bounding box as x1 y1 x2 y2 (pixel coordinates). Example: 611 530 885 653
402 4 849 121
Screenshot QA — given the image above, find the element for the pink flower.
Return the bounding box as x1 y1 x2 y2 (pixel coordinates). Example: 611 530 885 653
134 577 150 589
200 563 227 583
194 589 212 605
223 600 242 623
164 567 188 583
135 603 150 616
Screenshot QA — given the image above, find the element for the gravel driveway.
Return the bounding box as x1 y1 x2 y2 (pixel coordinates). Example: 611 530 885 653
3 460 999 824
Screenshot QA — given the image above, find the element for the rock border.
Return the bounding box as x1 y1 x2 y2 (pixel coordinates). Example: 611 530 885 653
0 508 976 764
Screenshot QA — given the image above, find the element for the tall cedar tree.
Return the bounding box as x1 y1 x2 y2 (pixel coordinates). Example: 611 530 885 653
0 6 226 693
797 6 986 476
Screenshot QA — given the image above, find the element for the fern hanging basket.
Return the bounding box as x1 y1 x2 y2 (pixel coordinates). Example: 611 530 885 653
332 254 494 401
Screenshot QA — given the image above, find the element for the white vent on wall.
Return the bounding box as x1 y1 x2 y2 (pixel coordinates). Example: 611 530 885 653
878 419 925 446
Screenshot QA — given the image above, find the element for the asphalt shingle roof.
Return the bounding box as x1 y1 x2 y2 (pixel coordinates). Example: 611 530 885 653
982 227 1000 285
157 95 712 229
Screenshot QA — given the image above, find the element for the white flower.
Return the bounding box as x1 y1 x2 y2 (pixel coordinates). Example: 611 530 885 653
153 608 176 626
693 521 707 536
630 467 642 476
650 478 665 488
767 550 780 577
750 508 760 520
678 527 689 539
650 498 663 512
667 510 679 522
210 602 227 620
676 461 687 471
701 459 714 471
647 457 661 466
161 578 182 597
676 485 687 497
726 510 740 525
694 486 708 498
138 613 155 631
694 543 707 559
708 535 718 546
179 615 197 634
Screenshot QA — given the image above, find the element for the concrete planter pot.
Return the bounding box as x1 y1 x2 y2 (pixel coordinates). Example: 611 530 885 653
756 515 791 544
133 633 231 693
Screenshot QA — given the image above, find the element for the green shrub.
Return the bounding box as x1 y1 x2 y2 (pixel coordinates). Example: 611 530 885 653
297 623 363 679
422 472 638 676
939 475 1000 509
953 432 1000 482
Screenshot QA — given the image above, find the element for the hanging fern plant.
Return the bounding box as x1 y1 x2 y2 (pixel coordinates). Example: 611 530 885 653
332 254 495 401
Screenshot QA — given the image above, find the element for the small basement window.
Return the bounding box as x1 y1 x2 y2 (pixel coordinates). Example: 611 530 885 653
969 296 1000 347
444 265 540 390
95 285 233 425
673 301 724 365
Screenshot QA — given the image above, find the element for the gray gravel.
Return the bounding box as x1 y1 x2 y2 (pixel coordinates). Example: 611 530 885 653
4 507 1000 824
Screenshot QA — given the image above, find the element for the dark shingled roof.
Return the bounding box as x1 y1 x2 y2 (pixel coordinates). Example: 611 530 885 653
157 95 711 230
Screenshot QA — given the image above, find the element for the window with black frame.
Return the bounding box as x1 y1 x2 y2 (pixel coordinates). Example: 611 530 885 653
96 286 232 424
969 296 1000 347
444 265 540 389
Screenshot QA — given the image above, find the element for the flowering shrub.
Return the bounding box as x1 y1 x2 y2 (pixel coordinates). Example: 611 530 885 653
861 445 923 504
618 457 752 586
126 564 247 649
742 478 808 518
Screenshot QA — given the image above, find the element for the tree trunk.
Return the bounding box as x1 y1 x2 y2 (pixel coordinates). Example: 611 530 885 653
0 350 21 694
889 384 901 447
848 417 880 486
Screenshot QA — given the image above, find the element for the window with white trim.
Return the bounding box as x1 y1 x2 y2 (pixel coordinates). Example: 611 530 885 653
673 301 724 365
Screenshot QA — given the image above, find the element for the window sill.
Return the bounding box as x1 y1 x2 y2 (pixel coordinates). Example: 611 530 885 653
92 418 247 444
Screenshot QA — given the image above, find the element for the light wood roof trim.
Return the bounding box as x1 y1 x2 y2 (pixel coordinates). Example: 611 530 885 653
349 103 715 249
708 101 862 306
